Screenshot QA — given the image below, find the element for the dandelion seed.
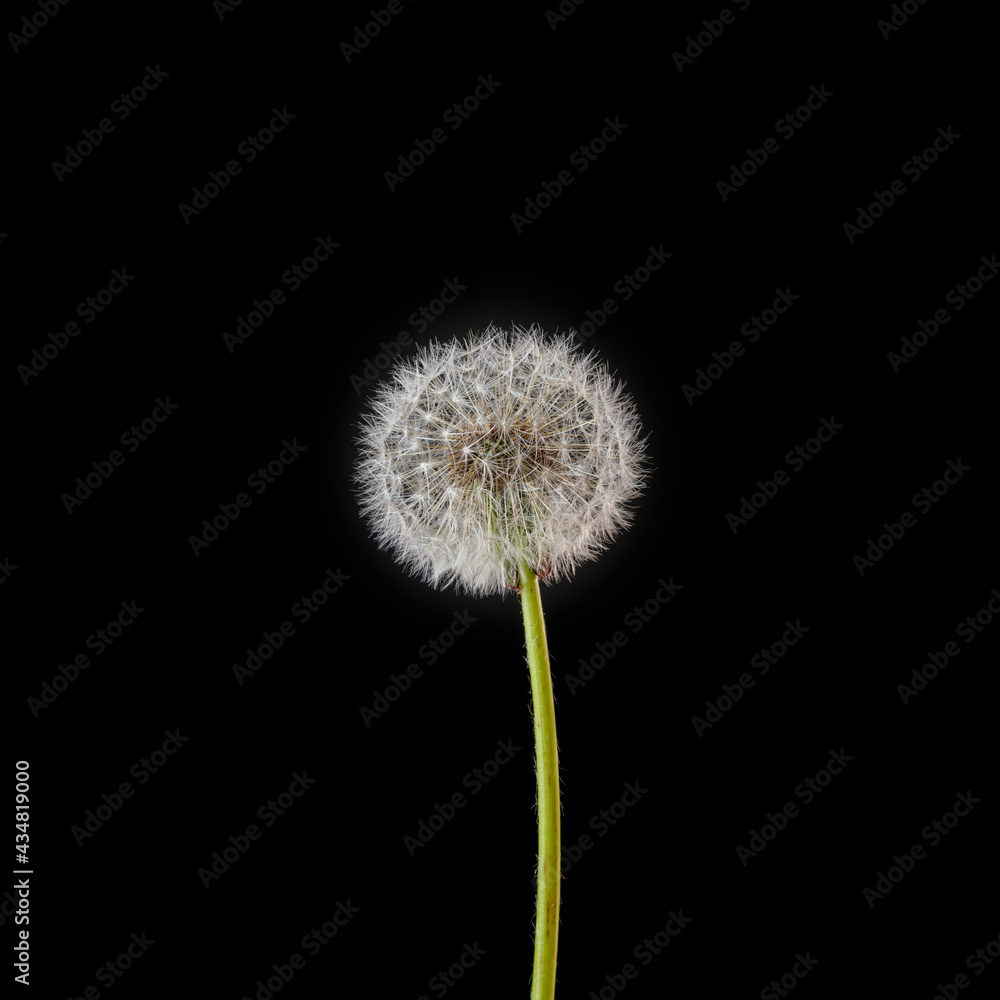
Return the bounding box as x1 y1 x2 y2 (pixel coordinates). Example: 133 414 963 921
354 323 648 596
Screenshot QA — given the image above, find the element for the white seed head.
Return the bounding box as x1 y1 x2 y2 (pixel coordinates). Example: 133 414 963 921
353 323 648 596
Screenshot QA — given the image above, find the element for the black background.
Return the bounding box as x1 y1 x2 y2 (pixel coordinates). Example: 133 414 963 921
5 2 998 998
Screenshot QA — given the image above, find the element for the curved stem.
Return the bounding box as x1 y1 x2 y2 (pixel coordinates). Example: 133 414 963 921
519 561 560 1000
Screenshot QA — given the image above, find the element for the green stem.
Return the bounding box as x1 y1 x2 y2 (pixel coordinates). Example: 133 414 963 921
519 561 560 1000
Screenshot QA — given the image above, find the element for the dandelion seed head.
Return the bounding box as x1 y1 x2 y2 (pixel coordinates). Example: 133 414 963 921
353 323 648 596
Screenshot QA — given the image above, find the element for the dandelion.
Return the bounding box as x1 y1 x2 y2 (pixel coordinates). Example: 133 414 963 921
355 323 647 596
354 323 648 999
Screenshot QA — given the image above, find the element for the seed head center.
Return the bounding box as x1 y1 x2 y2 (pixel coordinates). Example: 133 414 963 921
452 418 557 488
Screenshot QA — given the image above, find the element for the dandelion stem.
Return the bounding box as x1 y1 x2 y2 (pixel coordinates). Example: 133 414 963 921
520 561 560 1000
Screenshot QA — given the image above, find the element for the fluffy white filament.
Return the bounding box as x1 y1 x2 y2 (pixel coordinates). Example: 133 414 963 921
354 324 648 596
